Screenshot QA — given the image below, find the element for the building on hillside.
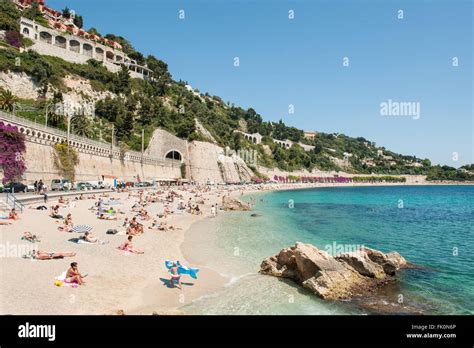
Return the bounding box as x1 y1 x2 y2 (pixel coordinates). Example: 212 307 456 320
304 131 316 140
15 0 153 80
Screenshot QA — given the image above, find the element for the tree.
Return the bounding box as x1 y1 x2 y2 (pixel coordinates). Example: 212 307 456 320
0 88 19 112
31 59 53 90
138 97 154 126
62 7 71 19
114 65 130 94
175 114 196 139
0 0 21 32
23 1 43 22
73 15 84 29
71 115 92 137
88 27 101 36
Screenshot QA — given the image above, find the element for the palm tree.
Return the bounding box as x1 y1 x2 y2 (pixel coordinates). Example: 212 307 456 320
0 89 19 112
71 115 93 138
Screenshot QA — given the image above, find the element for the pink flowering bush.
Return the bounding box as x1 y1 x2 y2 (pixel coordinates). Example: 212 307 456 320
0 122 27 184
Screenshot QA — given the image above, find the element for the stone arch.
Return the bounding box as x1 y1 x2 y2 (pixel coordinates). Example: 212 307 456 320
95 47 104 60
116 55 123 63
106 51 114 62
54 35 66 49
165 150 183 162
39 31 52 44
83 43 93 57
22 27 30 36
70 39 80 53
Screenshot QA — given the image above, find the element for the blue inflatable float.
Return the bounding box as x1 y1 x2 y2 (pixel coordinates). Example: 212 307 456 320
165 260 200 279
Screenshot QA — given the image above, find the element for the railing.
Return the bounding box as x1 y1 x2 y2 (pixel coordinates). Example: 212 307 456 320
5 193 24 213
0 111 179 166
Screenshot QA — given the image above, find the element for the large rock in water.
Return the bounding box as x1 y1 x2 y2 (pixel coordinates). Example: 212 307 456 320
222 197 251 211
260 242 407 300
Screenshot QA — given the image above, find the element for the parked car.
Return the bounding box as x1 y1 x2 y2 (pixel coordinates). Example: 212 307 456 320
135 182 153 188
88 180 109 189
51 179 72 191
77 182 94 191
26 184 36 192
3 182 28 193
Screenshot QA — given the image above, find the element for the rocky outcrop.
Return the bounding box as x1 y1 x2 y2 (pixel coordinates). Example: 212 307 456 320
260 242 407 300
222 197 251 211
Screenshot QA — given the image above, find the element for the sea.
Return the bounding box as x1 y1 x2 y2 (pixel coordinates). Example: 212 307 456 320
181 185 474 315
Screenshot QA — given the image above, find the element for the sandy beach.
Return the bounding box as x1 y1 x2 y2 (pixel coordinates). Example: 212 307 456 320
0 181 470 315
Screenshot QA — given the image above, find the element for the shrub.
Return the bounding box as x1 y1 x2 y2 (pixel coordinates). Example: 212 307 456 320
0 122 27 184
53 142 79 181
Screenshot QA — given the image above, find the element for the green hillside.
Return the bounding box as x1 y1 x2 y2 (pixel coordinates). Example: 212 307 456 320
0 0 472 181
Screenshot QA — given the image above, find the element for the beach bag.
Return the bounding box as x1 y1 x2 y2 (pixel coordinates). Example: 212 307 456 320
106 229 118 235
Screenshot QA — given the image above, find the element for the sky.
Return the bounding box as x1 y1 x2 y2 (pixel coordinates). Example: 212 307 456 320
50 0 472 165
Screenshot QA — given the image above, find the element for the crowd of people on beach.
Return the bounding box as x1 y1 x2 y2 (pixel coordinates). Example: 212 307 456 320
3 182 255 291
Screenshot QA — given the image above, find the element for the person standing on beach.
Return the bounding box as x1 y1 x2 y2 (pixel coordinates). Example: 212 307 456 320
170 263 182 289
98 198 103 216
211 205 216 217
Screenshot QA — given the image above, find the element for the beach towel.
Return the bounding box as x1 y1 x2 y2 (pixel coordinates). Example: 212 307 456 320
54 271 78 288
69 237 108 245
105 201 121 206
165 260 200 279
71 225 93 233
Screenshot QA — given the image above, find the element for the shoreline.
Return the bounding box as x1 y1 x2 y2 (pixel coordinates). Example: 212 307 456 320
0 181 472 315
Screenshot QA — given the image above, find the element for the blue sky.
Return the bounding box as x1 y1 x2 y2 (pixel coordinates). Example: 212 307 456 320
51 0 472 165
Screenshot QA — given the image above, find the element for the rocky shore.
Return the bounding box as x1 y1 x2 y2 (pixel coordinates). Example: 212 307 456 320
260 242 409 301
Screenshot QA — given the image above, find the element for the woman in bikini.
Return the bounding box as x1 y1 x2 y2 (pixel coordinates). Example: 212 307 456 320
22 232 40 243
118 235 143 254
65 262 86 285
8 208 19 220
58 213 74 232
29 250 76 260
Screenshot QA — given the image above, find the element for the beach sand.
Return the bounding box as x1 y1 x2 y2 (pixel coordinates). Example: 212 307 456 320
0 187 232 315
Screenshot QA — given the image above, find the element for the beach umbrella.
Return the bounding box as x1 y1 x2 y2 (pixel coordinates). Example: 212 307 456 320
71 225 93 233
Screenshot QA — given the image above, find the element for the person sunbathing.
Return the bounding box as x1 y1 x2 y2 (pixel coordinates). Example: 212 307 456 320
118 235 143 254
65 262 86 285
139 209 151 220
22 232 40 243
0 220 12 225
59 213 73 231
27 250 76 260
127 217 143 235
99 213 118 221
58 196 69 205
50 205 63 219
8 208 19 220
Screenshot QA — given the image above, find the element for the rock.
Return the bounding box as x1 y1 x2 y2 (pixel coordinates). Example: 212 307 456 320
260 242 409 301
222 197 251 211
336 251 385 279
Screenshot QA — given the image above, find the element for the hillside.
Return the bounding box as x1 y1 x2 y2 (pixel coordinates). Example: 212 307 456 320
0 0 472 182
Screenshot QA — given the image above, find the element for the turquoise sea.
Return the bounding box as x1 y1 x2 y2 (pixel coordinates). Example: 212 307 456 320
181 185 474 315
